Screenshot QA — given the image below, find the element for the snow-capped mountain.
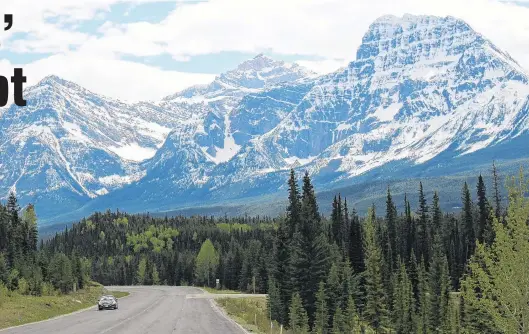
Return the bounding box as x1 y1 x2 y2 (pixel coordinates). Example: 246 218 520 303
230 14 529 182
0 76 181 217
159 54 315 164
2 14 529 224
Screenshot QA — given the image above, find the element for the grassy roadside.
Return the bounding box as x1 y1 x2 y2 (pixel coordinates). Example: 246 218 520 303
216 297 287 334
202 287 241 294
0 282 129 330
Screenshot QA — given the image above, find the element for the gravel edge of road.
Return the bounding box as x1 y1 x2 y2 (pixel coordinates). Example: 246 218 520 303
208 298 250 334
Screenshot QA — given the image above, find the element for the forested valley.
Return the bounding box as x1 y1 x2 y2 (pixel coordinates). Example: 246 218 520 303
2 162 529 333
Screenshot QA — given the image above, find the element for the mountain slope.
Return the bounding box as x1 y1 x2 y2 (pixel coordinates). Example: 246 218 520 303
0 76 175 216
3 14 529 224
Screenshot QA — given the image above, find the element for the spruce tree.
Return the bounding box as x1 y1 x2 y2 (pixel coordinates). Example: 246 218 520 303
292 171 329 324
385 186 397 270
363 206 389 331
431 191 442 240
326 262 341 327
461 170 529 333
314 281 329 334
331 305 345 334
344 296 360 333
274 169 302 324
289 292 309 333
461 182 475 261
392 259 415 334
491 161 502 221
416 182 430 265
404 193 415 261
342 198 350 256
428 234 451 332
349 208 364 274
6 192 21 268
287 169 302 236
340 259 354 309
416 257 430 334
267 277 283 325
476 174 494 245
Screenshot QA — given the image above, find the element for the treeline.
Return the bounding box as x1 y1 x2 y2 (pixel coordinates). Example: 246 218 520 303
2 162 528 333
268 164 529 333
0 194 89 296
43 212 277 291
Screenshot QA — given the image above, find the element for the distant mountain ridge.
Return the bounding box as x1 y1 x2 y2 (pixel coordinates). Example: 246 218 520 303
2 14 529 224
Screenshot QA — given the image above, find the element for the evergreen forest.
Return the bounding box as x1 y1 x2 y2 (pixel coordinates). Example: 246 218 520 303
1 162 529 333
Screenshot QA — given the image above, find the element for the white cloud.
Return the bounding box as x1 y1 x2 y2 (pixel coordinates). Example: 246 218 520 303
2 0 529 101
0 53 214 102
104 0 529 70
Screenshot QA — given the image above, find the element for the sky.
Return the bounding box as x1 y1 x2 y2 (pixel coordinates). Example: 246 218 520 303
1 0 529 102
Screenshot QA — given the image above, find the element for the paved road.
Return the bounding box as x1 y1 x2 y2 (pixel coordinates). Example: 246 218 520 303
1 286 246 334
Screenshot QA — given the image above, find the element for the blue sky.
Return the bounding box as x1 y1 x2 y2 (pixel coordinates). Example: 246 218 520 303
1 0 529 101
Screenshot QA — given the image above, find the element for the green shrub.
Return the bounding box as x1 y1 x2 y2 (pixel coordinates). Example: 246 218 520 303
18 278 29 295
41 282 56 296
0 282 7 306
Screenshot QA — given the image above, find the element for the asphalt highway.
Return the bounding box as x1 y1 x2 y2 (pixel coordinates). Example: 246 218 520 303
1 286 247 334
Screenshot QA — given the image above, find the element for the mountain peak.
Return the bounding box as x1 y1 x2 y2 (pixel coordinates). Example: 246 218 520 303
35 75 86 93
38 75 67 85
234 53 280 72
356 14 480 63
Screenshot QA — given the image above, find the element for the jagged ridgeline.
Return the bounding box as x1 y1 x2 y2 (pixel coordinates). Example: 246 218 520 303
1 14 529 224
2 163 524 332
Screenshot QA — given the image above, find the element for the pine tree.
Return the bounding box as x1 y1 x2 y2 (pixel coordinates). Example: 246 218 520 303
331 196 342 245
326 262 341 327
288 230 305 295
275 169 302 324
431 191 442 240
404 193 415 261
408 250 419 305
287 169 302 236
461 182 475 261
385 186 397 270
344 296 360 333
289 292 309 333
416 182 430 265
349 208 364 274
491 161 502 221
342 198 350 257
267 277 283 325
290 171 329 325
363 206 389 331
416 258 430 334
439 256 452 332
428 234 451 332
314 281 329 334
477 174 494 245
462 169 529 333
392 259 415 334
340 259 354 309
6 192 21 268
331 305 345 334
